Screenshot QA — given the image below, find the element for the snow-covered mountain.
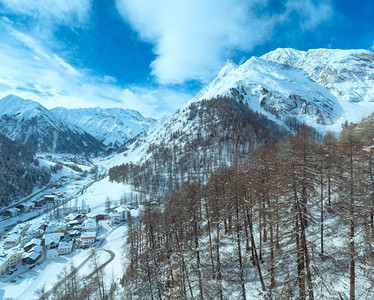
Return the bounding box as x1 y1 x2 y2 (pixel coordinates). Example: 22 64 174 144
108 47 374 177
0 94 105 154
51 107 156 148
191 48 374 133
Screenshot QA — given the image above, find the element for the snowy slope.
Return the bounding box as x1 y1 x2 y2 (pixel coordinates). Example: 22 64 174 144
0 94 105 153
191 48 374 133
261 48 374 103
51 107 156 148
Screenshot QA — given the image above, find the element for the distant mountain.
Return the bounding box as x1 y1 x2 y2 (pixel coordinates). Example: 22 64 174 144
0 95 105 154
51 107 156 148
0 132 50 205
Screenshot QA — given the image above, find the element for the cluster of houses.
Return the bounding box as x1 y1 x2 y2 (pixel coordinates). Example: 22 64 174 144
4 194 63 217
0 205 131 276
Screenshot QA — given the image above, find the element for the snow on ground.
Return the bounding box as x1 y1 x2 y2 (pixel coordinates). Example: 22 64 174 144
102 224 129 282
74 176 132 211
0 249 90 300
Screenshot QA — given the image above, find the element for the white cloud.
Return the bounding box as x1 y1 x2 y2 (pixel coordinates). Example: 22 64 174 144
0 21 190 118
0 0 91 26
116 0 333 85
286 0 333 30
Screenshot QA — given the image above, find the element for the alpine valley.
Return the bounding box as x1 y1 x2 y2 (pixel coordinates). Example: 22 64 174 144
1 48 374 300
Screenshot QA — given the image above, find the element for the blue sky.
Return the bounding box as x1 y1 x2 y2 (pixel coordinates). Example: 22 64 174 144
0 0 372 117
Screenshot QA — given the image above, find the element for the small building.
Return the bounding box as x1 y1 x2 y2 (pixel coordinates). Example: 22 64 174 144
107 213 121 226
43 195 56 203
114 206 130 222
4 234 21 249
16 202 35 212
43 233 64 249
24 238 42 252
22 251 41 265
80 232 96 247
4 208 21 217
45 224 67 234
68 230 80 238
86 211 107 222
82 219 98 232
58 241 73 255
31 245 43 254
32 198 47 207
68 220 80 227
20 233 34 247
46 249 58 259
0 248 23 275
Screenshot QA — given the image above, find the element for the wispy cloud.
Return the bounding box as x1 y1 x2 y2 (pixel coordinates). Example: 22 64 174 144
116 0 334 85
0 19 190 117
0 3 192 118
286 0 333 30
0 0 91 26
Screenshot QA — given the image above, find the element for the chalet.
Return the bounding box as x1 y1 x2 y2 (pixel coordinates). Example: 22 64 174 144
58 241 73 255
65 213 85 224
43 195 56 204
68 220 80 227
20 233 34 247
68 230 80 238
32 198 47 207
24 239 42 252
4 234 21 249
80 232 96 247
46 249 58 259
82 219 98 232
0 248 23 275
107 213 121 226
31 245 43 254
22 251 41 264
4 208 20 217
43 233 64 249
16 201 35 212
86 211 107 222
45 224 67 234
114 206 130 222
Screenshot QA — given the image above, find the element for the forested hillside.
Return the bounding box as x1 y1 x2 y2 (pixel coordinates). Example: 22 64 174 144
120 118 374 299
0 133 51 206
109 97 318 195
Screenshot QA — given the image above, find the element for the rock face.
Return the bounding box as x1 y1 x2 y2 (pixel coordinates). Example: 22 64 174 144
0 95 105 154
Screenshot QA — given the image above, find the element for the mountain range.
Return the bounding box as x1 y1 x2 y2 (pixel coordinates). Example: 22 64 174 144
0 95 155 154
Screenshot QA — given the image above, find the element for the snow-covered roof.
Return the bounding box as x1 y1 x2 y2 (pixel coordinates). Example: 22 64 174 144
114 206 127 213
5 207 20 213
108 212 121 218
24 251 40 261
24 238 42 249
0 247 23 264
81 232 96 239
83 219 97 230
4 234 20 242
31 245 43 253
58 241 73 250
